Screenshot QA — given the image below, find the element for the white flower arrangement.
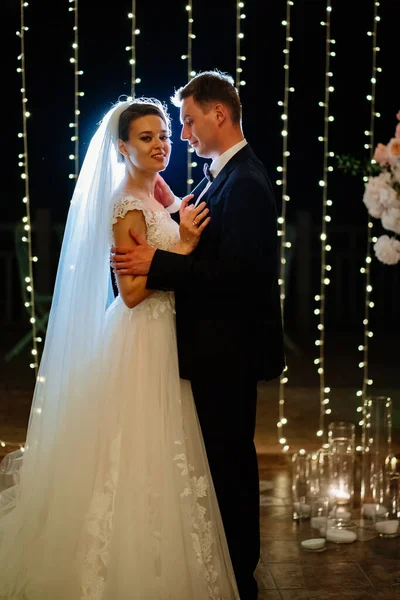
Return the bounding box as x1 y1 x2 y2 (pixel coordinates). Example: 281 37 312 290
363 111 400 265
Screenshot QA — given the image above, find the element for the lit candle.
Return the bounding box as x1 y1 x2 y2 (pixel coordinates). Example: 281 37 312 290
333 488 351 504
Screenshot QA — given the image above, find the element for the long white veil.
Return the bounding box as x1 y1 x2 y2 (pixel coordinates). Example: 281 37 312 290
0 100 130 596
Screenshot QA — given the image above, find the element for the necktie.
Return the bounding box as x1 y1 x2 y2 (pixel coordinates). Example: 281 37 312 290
203 162 214 182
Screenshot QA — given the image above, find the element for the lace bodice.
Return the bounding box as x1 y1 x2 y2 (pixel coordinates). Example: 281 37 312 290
110 195 179 320
111 195 179 251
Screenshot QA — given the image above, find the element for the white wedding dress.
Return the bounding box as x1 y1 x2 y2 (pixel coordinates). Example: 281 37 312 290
0 195 239 600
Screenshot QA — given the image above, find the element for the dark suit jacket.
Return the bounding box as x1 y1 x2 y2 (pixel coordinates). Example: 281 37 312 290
147 144 285 382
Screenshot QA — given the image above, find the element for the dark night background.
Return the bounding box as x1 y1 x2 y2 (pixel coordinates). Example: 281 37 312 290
1 0 399 346
0 0 399 462
3 0 398 219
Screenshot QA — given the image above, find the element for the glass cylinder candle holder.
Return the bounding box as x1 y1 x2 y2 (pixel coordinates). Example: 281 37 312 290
310 495 330 534
328 422 355 528
328 421 356 446
300 496 329 553
317 444 332 503
307 451 320 499
361 397 392 519
306 445 335 515
374 458 400 538
292 451 311 520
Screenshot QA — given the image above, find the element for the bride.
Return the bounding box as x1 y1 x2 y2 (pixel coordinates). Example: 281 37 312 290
0 99 239 600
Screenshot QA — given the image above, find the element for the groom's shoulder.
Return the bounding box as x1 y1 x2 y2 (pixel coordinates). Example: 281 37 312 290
232 152 271 187
225 152 274 205
232 145 268 174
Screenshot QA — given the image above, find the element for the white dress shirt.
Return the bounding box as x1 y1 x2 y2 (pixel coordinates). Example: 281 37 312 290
167 139 248 214
209 138 248 179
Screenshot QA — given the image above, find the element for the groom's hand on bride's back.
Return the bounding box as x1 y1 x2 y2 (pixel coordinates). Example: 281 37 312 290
110 236 155 276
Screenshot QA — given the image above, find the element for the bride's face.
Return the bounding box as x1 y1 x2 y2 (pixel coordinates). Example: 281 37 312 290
121 115 171 172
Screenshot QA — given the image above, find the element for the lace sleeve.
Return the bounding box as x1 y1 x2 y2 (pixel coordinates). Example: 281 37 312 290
111 196 145 225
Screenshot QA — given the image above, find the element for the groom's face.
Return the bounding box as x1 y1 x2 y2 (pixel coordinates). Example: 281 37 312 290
180 96 218 159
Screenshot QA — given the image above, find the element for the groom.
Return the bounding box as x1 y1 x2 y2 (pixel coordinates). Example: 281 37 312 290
112 71 284 599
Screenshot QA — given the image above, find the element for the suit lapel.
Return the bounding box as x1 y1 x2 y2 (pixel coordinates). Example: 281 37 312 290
202 144 255 203
189 145 256 206
190 178 208 206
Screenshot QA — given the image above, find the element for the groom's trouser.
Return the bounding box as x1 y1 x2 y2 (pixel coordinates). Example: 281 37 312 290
190 376 260 600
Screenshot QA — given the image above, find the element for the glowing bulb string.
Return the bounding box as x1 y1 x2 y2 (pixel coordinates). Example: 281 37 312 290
182 1 196 194
276 0 294 454
314 0 335 442
68 0 82 180
357 0 381 451
235 2 246 90
17 0 38 376
1 0 36 451
127 2 141 98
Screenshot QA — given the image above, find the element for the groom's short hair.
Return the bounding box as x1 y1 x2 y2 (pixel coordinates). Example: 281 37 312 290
171 71 242 125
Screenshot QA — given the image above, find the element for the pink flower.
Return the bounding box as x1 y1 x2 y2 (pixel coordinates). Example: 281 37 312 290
387 138 400 167
395 122 400 140
373 143 390 166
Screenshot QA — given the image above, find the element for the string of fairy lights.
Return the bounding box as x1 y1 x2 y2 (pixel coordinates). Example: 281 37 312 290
127 2 141 98
182 1 196 195
17 0 38 377
235 2 246 90
68 0 82 181
314 0 335 442
276 0 294 454
356 0 381 451
1 0 37 452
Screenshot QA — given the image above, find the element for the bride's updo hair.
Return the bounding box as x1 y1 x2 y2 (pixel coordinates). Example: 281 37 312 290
117 98 171 163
